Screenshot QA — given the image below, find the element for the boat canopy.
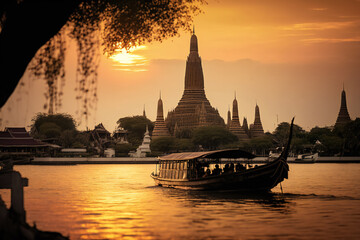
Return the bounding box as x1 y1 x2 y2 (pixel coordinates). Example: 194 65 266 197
158 149 256 161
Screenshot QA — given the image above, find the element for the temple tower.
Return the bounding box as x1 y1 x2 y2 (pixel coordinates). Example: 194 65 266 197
229 95 248 140
242 117 249 137
152 94 170 139
335 86 351 127
227 107 231 129
250 104 264 138
165 31 225 133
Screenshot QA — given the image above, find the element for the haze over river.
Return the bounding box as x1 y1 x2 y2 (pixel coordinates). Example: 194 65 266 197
1 164 359 239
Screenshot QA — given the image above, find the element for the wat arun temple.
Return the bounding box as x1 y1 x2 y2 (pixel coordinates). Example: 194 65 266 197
152 32 264 140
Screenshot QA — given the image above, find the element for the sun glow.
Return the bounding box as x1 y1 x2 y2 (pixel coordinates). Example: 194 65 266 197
109 45 148 72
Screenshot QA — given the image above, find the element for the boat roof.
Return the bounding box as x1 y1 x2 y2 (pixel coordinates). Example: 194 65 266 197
158 149 256 161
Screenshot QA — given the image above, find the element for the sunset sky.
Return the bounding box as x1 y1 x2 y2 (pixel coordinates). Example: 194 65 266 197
1 0 359 132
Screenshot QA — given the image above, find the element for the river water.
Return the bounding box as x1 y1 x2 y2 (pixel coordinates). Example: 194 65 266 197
1 164 359 239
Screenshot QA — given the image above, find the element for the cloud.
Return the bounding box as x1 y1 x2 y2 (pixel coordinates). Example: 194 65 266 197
301 37 360 43
281 21 356 31
310 8 327 11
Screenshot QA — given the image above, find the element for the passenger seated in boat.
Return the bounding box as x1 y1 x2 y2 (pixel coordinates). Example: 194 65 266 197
223 163 230 173
199 167 205 177
236 163 245 172
196 163 205 178
203 167 211 177
212 164 221 175
235 163 241 172
229 163 235 173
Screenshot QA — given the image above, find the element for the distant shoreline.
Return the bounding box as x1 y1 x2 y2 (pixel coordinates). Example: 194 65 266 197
21 156 360 165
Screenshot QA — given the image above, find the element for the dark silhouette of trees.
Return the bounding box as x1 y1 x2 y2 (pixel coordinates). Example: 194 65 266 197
343 118 360 156
248 135 273 156
333 118 360 156
31 113 76 135
117 115 154 146
30 113 91 148
114 143 134 157
151 137 195 154
150 136 177 153
0 0 203 119
0 0 79 108
29 113 91 148
273 122 307 147
192 126 238 150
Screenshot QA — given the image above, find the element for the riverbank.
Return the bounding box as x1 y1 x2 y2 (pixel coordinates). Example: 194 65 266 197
26 156 360 165
252 156 360 164
30 157 158 165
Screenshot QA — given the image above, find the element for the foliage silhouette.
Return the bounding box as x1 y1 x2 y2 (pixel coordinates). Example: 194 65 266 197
0 0 204 122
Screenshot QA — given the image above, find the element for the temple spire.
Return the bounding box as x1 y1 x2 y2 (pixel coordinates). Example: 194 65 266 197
165 32 225 132
185 28 203 90
250 104 264 138
229 96 248 140
152 94 170 139
335 87 351 127
242 117 249 137
227 106 231 128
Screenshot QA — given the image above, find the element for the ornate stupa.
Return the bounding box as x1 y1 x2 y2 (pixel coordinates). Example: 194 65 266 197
229 95 248 140
250 104 264 138
165 30 225 133
335 86 351 127
130 125 151 157
152 93 171 139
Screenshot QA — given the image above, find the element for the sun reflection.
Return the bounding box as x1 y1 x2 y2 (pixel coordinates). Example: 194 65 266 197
109 45 148 72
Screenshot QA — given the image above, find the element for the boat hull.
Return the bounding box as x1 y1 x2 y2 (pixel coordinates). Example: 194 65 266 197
151 158 289 191
293 153 318 164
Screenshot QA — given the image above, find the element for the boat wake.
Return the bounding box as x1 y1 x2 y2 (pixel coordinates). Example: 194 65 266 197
279 192 359 201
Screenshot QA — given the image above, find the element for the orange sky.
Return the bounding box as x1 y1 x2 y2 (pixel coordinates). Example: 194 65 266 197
1 0 360 132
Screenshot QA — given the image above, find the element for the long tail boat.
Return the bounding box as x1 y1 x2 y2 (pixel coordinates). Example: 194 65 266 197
151 118 294 191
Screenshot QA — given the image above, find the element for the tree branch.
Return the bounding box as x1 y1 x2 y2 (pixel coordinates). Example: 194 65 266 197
0 0 80 108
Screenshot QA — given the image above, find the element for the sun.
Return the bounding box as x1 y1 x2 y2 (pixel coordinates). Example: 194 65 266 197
109 45 148 72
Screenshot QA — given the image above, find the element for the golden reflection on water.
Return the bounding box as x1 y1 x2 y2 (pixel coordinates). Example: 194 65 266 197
109 45 148 72
61 165 157 239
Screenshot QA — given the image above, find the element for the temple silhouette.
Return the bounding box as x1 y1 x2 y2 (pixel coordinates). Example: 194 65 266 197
335 86 351 127
152 93 170 139
228 94 248 139
153 31 264 140
165 30 225 134
250 104 265 138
